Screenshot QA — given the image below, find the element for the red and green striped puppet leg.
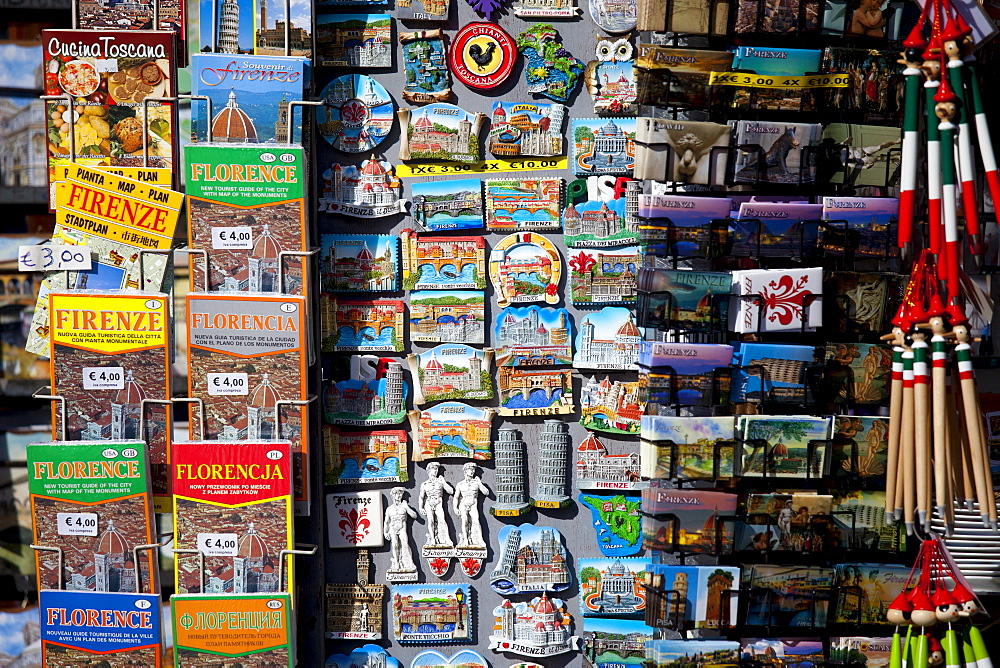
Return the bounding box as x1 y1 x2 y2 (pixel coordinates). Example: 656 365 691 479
925 79 944 256
935 75 961 299
946 49 980 255
900 67 924 248
964 58 1000 220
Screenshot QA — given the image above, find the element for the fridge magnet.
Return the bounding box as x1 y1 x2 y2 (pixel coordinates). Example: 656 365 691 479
397 103 487 164
489 232 563 308
400 30 452 104
418 461 456 576
321 234 400 292
579 558 649 616
320 297 405 353
584 39 638 114
392 584 474 642
327 645 399 668
397 0 449 21
490 524 572 594
590 0 637 32
318 158 408 218
449 22 517 90
452 462 490 575
401 229 488 291
324 427 409 485
582 619 657 668
492 428 533 517
383 487 420 582
412 650 488 668
577 432 642 489
316 15 392 68
578 495 643 556
516 24 586 102
564 177 639 248
324 356 409 426
418 461 490 577
569 246 640 307
488 102 567 158
413 179 484 231
573 307 641 370
580 376 644 434
407 344 495 404
498 367 575 416
513 0 578 17
326 491 385 548
572 118 637 176
410 402 495 460
412 291 486 343
326 553 387 639
494 306 573 367
489 595 580 656
534 420 572 509
485 179 564 232
319 74 395 153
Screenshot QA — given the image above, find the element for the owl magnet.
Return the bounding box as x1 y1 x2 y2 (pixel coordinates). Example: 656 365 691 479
585 39 638 115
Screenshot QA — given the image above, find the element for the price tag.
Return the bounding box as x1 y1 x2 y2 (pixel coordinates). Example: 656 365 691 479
707 71 850 89
83 367 125 391
18 245 92 271
213 226 253 250
197 532 239 557
94 59 118 72
57 512 99 537
207 373 249 396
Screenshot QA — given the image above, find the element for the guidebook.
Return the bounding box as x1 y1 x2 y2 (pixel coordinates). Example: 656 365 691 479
172 593 294 667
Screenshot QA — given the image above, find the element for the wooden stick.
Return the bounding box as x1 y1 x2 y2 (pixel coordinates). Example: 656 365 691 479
954 325 991 527
901 349 917 534
951 376 976 511
930 322 950 523
912 333 932 530
884 331 906 517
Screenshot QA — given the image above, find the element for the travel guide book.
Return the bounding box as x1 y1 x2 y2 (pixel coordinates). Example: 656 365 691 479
171 440 293 596
186 293 310 513
732 202 823 258
172 593 294 667
185 145 308 296
47 292 172 511
28 440 156 592
190 54 309 144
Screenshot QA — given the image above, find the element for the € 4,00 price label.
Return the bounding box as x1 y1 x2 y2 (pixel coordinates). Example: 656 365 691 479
707 72 850 88
212 226 253 250
82 367 125 391
198 533 239 557
57 512 99 537
207 373 249 396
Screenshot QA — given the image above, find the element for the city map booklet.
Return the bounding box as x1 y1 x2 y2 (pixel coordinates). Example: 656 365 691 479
172 593 294 667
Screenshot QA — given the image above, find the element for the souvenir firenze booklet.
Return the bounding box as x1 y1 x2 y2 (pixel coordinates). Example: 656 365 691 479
637 194 733 258
832 491 904 551
732 202 823 258
821 196 899 258
642 564 740 628
825 342 891 405
633 118 731 185
742 639 825 668
634 46 733 109
196 0 313 58
729 47 822 112
831 415 890 479
639 342 733 408
823 123 902 187
186 293 310 513
28 440 156 592
186 145 308 296
826 272 899 339
636 268 731 333
733 0 819 32
731 121 821 184
822 48 904 118
640 415 736 480
172 593 294 667
642 485 738 554
47 292 172 511
172 440 293 596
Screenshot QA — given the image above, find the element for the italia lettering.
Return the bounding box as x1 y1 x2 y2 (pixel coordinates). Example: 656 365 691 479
64 183 170 233
175 463 285 480
53 309 164 332
33 460 140 480
46 607 152 628
190 313 298 331
189 163 297 183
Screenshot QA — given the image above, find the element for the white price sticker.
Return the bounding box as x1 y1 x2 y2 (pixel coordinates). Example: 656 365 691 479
207 373 249 396
83 367 125 391
57 512 98 537
197 533 239 557
212 226 253 250
18 245 92 271
94 59 118 72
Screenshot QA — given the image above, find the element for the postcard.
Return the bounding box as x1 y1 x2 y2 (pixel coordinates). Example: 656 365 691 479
645 639 740 668
320 234 399 293
633 118 731 184
742 639 825 667
833 564 912 624
825 343 891 405
638 194 733 257
730 47 822 112
823 48 904 118
831 491 903 551
634 45 733 109
732 121 822 184
733 0 819 32
744 564 834 627
494 306 573 367
316 15 391 68
821 196 899 258
578 494 643 556
640 415 736 480
829 636 893 668
731 267 824 333
412 179 484 231
732 202 824 258
826 272 897 339
739 415 834 478
636 268 731 332
740 492 834 552
731 342 818 403
642 485 738 554
580 558 650 617
197 0 312 56
823 123 902 187
639 342 733 408
571 118 637 176
411 291 486 344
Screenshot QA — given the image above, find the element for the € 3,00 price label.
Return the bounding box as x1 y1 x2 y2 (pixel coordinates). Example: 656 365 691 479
707 72 850 89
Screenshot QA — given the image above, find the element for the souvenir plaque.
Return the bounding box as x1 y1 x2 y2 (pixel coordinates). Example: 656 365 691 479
412 650 489 668
579 495 643 556
581 376 644 434
383 487 419 582
398 103 487 164
400 30 452 103
323 356 409 426
585 39 638 115
485 178 563 232
318 158 408 218
489 232 563 308
490 524 572 594
325 552 387 640
572 118 637 176
573 307 641 370
401 229 488 291
569 245 640 307
564 175 640 248
320 297 406 353
449 22 517 90
319 74 395 153
590 0 638 32
324 427 408 486
488 102 566 158
516 24 585 102
494 306 573 367
326 644 398 668
489 595 579 656
326 491 385 548
411 291 486 344
410 402 495 461
576 432 643 489
498 367 575 416
392 584 474 642
321 234 400 292
407 344 494 405
579 557 650 616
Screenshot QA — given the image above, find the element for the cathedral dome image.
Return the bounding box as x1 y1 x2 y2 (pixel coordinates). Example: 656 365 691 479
616 314 640 338
96 519 127 555
252 225 281 260
238 523 270 559
212 89 258 142
249 373 281 408
114 370 145 405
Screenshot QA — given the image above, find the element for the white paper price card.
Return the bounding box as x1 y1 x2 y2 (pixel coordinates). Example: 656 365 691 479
213 226 253 250
19 245 92 271
57 512 99 537
197 533 239 557
83 367 125 391
207 373 249 396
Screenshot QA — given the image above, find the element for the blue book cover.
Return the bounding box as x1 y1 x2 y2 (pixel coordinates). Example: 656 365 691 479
732 343 817 402
40 590 162 665
731 47 822 75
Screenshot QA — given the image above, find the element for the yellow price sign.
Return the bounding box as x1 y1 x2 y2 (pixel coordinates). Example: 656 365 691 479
708 72 850 88
395 157 568 177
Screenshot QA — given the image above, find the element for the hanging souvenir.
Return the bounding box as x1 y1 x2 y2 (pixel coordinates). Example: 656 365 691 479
490 595 580 657
490 524 572 594
320 234 400 292
413 178 485 231
578 495 643 556
589 0 637 33
324 356 408 426
318 158 408 218
584 38 638 114
392 584 474 642
534 420 572 509
580 376 644 434
407 344 495 404
498 367 575 416
324 427 409 485
516 24 585 102
573 307 640 370
576 432 642 489
326 492 385 548
412 650 489 668
494 306 574 367
512 0 578 17
397 0 449 21
492 428 533 516
409 402 496 461
569 245 640 307
397 103 487 164
412 290 487 343
489 232 563 308
401 229 488 291
579 558 650 616
382 486 420 582
319 74 395 153
449 22 517 90
565 176 640 248
316 15 392 68
572 118 637 176
326 645 398 668
326 552 389 640
400 30 452 103
488 102 566 158
319 297 405 353
485 179 564 232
